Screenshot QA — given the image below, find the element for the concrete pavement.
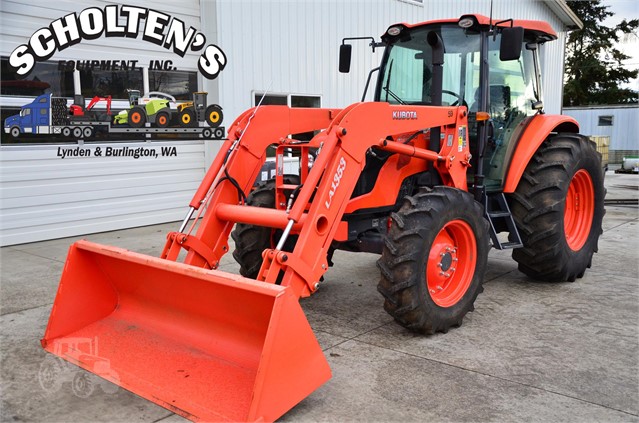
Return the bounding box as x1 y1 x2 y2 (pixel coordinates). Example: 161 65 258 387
1 172 638 422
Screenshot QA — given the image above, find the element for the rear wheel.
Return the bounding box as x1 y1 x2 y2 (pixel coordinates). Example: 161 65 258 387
377 187 489 334
205 104 223 128
510 134 605 282
129 106 146 128
231 177 299 279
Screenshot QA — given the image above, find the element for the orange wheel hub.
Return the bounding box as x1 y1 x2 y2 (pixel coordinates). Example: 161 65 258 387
426 220 476 307
564 169 594 251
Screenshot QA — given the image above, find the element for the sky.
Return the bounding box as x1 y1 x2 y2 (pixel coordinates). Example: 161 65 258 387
601 0 639 91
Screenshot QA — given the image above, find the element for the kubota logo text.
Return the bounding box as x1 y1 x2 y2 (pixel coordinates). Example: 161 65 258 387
325 157 347 209
392 111 417 120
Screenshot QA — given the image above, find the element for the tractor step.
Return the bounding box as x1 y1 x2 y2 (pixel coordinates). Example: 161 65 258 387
484 192 523 250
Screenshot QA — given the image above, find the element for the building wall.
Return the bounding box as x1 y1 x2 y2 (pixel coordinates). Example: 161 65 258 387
209 0 570 129
0 0 208 245
1 0 574 245
563 105 639 163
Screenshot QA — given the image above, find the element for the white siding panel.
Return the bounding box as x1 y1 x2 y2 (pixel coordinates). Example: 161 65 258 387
0 0 207 245
214 0 570 130
0 142 205 246
564 106 639 150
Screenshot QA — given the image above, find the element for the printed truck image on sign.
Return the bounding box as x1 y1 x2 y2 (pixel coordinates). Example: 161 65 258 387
41 14 604 422
5 93 226 140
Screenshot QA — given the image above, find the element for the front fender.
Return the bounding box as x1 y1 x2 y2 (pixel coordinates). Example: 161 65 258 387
4 115 19 129
503 114 579 193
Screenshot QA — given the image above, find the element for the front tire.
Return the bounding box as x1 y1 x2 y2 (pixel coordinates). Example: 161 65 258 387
377 187 490 334
231 177 300 279
179 109 196 127
155 111 170 128
510 134 605 282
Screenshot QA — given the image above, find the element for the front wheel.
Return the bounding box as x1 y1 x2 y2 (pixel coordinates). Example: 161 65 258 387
231 177 300 279
155 111 170 128
179 109 196 127
377 187 490 334
510 134 605 282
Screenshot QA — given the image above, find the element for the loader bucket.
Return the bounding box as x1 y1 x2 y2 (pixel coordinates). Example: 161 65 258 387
41 240 331 422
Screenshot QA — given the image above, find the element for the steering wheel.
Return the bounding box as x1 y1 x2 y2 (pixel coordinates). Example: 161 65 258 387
442 90 467 108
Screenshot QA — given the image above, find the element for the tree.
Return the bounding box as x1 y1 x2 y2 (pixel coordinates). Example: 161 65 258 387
564 0 638 106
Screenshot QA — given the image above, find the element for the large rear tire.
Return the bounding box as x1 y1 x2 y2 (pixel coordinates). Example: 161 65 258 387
231 177 299 279
205 104 223 128
377 187 490 334
510 134 605 282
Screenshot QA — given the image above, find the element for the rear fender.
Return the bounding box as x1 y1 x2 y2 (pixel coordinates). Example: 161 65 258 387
503 114 579 193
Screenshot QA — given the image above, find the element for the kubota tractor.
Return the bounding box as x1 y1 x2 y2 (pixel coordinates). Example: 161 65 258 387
42 14 604 422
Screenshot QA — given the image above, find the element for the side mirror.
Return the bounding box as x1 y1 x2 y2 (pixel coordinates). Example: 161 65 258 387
500 26 524 61
339 44 352 73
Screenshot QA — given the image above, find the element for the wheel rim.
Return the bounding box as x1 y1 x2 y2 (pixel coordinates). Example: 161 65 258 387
564 169 594 251
158 114 167 126
182 113 191 124
209 111 220 123
426 219 477 307
131 112 141 124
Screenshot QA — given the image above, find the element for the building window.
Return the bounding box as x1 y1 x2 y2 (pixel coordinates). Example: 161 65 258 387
253 92 322 154
254 93 288 106
253 93 321 108
2 57 203 145
1 57 75 97
149 70 198 100
79 68 143 99
598 115 613 126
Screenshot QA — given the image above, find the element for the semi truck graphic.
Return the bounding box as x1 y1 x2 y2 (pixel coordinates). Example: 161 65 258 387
4 93 225 140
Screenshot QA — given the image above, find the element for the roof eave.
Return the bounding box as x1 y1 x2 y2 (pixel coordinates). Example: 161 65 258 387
546 0 584 30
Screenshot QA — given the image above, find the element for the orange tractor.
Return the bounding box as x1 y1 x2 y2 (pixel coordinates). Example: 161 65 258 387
41 14 604 422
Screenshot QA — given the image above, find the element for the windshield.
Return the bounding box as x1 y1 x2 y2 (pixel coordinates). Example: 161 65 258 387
376 24 481 106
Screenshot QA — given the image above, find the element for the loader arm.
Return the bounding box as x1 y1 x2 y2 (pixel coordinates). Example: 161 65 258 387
162 103 470 298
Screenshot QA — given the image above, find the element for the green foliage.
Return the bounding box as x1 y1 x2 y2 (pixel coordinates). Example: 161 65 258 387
564 0 638 106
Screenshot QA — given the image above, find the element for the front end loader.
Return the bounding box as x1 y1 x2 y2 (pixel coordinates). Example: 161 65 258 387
42 14 604 422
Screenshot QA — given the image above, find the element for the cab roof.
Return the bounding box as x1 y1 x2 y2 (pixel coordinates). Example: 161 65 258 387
391 14 557 42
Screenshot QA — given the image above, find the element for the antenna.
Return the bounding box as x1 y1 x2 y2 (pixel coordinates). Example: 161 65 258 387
489 0 494 32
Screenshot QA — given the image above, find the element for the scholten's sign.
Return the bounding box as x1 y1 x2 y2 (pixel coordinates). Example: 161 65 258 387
8 5 227 79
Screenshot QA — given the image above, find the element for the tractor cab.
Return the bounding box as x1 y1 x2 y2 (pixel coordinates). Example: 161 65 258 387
342 14 556 193
127 89 141 106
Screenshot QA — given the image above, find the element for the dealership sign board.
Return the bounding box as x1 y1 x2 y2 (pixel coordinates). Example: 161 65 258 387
8 4 227 79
